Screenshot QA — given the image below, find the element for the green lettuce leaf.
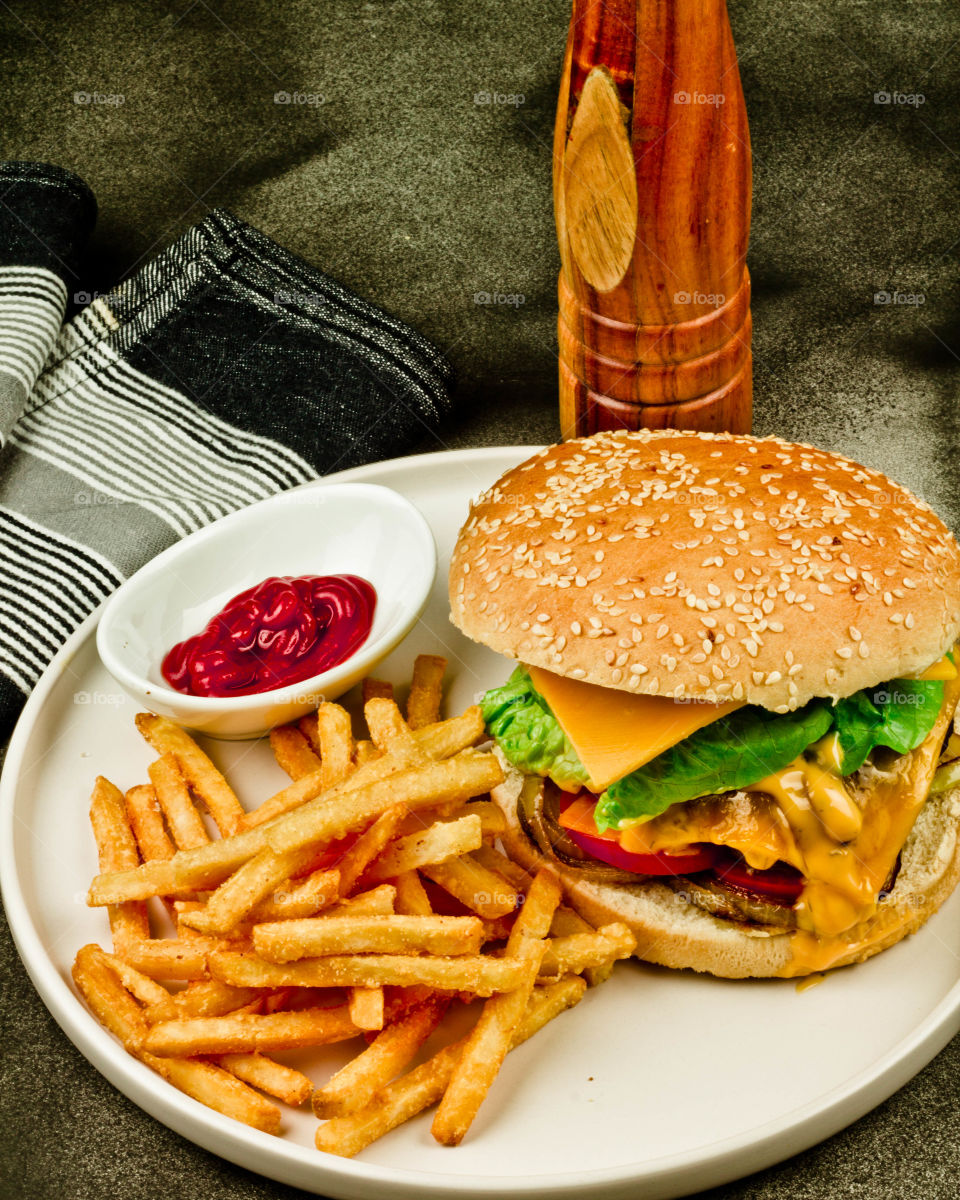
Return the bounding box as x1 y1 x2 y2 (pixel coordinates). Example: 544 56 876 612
832 679 945 774
593 701 834 830
480 666 589 790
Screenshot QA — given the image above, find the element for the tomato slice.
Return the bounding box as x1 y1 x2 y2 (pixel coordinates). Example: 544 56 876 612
557 793 717 875
710 849 804 905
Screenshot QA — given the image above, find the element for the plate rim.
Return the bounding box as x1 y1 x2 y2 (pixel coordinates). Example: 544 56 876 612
3 443 960 1200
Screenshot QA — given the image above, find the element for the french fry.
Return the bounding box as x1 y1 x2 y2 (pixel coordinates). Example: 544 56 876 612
362 677 394 705
253 915 486 961
265 751 503 858
320 884 397 919
180 835 339 934
99 948 171 1007
471 842 532 890
215 1053 314 1106
313 994 449 1118
269 725 322 781
364 814 482 884
148 754 210 849
316 703 354 789
364 698 424 765
549 907 614 986
145 980 259 1025
89 777 150 954
120 939 213 981
315 975 586 1157
334 803 407 897
353 740 380 767
145 1005 359 1056
407 654 446 730
420 852 519 919
297 712 321 755
392 871 433 916
72 944 149 1051
150 1056 282 1133
348 987 384 1032
136 713 245 836
539 923 637 976
237 767 325 831
210 950 527 996
432 868 561 1145
124 784 175 864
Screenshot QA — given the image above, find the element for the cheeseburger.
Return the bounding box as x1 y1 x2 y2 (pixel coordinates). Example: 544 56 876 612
449 431 960 977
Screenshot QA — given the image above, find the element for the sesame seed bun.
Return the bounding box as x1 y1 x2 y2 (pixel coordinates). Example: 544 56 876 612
492 764 960 978
449 431 960 710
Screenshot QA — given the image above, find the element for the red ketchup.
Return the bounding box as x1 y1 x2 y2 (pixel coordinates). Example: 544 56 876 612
162 574 376 698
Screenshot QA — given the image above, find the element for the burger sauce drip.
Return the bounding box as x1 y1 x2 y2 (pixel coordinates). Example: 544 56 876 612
162 575 376 697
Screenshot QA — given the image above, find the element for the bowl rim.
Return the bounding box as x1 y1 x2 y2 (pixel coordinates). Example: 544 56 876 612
94 480 437 715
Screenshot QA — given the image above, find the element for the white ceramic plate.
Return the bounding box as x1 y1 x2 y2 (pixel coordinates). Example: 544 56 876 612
3 446 960 1200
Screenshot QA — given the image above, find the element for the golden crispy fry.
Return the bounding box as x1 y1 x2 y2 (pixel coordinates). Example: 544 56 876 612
432 868 561 1145
320 884 396 919
313 994 449 1119
362 677 394 705
407 654 446 730
353 740 380 767
149 1055 281 1133
316 703 354 789
245 866 342 923
236 767 325 831
210 949 526 996
297 712 321 755
471 843 532 890
392 871 432 916
363 814 482 884
265 751 503 858
89 777 150 954
144 980 259 1025
334 803 407 897
148 753 210 849
364 698 424 765
348 986 384 1032
144 1005 359 1056
215 1053 313 1106
99 948 171 1007
539 923 637 976
420 852 518 919
180 832 339 934
315 975 586 1157
120 939 213 981
72 944 149 1051
136 713 245 836
269 724 322 781
125 784 175 864
253 914 486 962
549 907 614 987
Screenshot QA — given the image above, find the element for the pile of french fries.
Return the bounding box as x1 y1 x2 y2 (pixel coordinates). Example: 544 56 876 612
74 655 636 1153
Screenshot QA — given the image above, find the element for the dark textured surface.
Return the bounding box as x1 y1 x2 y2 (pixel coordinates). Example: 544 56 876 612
2 0 959 1197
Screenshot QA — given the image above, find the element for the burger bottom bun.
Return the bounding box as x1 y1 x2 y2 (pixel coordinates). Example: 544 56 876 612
491 766 960 979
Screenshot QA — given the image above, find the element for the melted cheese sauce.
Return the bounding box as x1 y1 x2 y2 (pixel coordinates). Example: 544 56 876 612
618 671 960 954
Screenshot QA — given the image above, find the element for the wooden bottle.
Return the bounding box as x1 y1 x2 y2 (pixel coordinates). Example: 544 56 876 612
554 0 752 436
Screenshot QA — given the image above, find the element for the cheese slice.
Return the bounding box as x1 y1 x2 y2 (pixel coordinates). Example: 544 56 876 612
527 664 743 791
911 653 957 681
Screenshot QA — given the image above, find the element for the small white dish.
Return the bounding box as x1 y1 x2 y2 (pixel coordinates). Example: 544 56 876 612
95 482 436 738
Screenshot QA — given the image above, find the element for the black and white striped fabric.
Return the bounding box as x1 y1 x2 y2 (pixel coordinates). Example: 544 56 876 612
0 162 453 732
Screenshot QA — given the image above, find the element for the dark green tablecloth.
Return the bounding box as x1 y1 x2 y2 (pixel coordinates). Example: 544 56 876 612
2 1 959 1196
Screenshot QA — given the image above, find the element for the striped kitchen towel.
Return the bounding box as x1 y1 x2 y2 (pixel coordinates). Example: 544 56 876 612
0 162 453 734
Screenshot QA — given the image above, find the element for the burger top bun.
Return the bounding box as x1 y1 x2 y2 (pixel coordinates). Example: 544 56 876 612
449 430 960 711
